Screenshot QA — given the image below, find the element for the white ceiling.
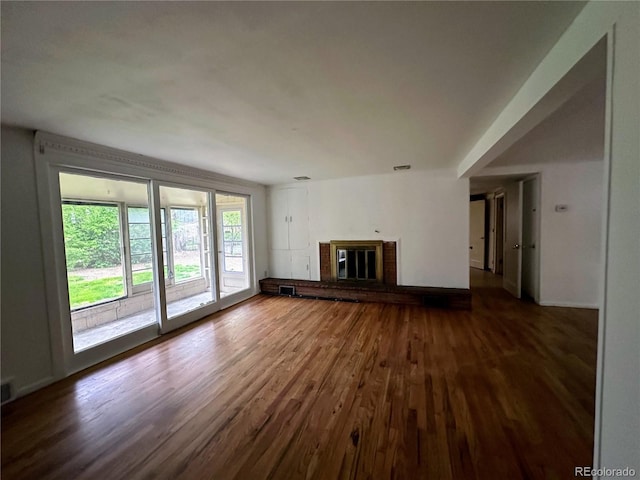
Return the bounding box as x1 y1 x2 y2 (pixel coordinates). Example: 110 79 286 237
488 71 605 168
1 1 586 185
469 48 605 195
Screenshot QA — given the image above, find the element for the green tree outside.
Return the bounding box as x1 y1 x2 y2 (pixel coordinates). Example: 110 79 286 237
62 204 122 269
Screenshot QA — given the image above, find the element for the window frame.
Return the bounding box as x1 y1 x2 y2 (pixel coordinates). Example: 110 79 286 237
168 205 205 284
60 199 128 311
220 207 244 274
126 205 169 294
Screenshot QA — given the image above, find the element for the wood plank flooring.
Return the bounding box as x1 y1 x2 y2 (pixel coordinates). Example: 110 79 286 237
1 277 598 479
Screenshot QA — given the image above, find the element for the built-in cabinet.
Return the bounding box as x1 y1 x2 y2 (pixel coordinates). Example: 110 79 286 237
270 250 310 280
270 187 309 250
269 187 310 279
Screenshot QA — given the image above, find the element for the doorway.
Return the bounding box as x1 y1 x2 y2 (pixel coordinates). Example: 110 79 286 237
215 193 250 299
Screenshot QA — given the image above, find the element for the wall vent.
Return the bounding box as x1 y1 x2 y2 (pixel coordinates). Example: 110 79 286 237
279 285 296 296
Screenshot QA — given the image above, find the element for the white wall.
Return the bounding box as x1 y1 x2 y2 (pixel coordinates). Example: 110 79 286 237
539 161 603 308
1 126 54 395
270 169 470 289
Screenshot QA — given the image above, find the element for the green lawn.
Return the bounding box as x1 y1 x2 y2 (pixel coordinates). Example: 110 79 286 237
68 264 201 309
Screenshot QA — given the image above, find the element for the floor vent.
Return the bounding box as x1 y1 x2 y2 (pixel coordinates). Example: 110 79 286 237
278 285 296 296
1 382 12 403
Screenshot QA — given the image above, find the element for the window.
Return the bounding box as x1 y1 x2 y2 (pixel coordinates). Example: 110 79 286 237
170 208 202 281
127 207 167 286
61 201 125 309
222 209 243 273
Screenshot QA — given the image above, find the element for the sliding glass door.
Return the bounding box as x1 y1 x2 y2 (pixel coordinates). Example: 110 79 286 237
55 169 253 365
35 132 263 377
158 185 217 320
59 171 158 352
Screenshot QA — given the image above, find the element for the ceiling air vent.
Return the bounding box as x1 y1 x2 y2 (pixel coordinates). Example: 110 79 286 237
294 176 311 181
393 165 411 171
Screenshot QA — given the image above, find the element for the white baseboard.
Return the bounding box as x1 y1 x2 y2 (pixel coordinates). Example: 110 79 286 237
538 301 599 309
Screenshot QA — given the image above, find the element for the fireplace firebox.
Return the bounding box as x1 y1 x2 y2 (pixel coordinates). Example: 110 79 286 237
329 240 383 282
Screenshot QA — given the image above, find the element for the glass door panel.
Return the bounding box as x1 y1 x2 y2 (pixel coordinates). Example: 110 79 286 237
215 193 250 298
159 185 216 319
58 172 157 353
128 207 168 289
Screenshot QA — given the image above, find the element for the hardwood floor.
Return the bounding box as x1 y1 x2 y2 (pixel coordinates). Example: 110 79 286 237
1 279 598 479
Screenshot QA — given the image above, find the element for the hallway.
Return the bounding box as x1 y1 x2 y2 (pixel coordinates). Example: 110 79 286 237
470 267 505 289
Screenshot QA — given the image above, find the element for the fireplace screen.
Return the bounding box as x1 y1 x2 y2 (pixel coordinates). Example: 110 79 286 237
330 240 383 282
337 249 377 280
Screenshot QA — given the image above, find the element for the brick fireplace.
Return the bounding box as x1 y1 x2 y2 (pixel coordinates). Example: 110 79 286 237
319 241 397 285
262 240 469 309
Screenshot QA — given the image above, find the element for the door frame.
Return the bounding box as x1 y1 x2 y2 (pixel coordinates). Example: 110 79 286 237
215 191 255 307
39 165 160 376
155 180 220 333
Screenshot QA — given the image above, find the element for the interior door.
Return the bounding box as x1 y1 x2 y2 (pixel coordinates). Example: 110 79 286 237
469 199 486 269
521 177 539 300
504 181 523 298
